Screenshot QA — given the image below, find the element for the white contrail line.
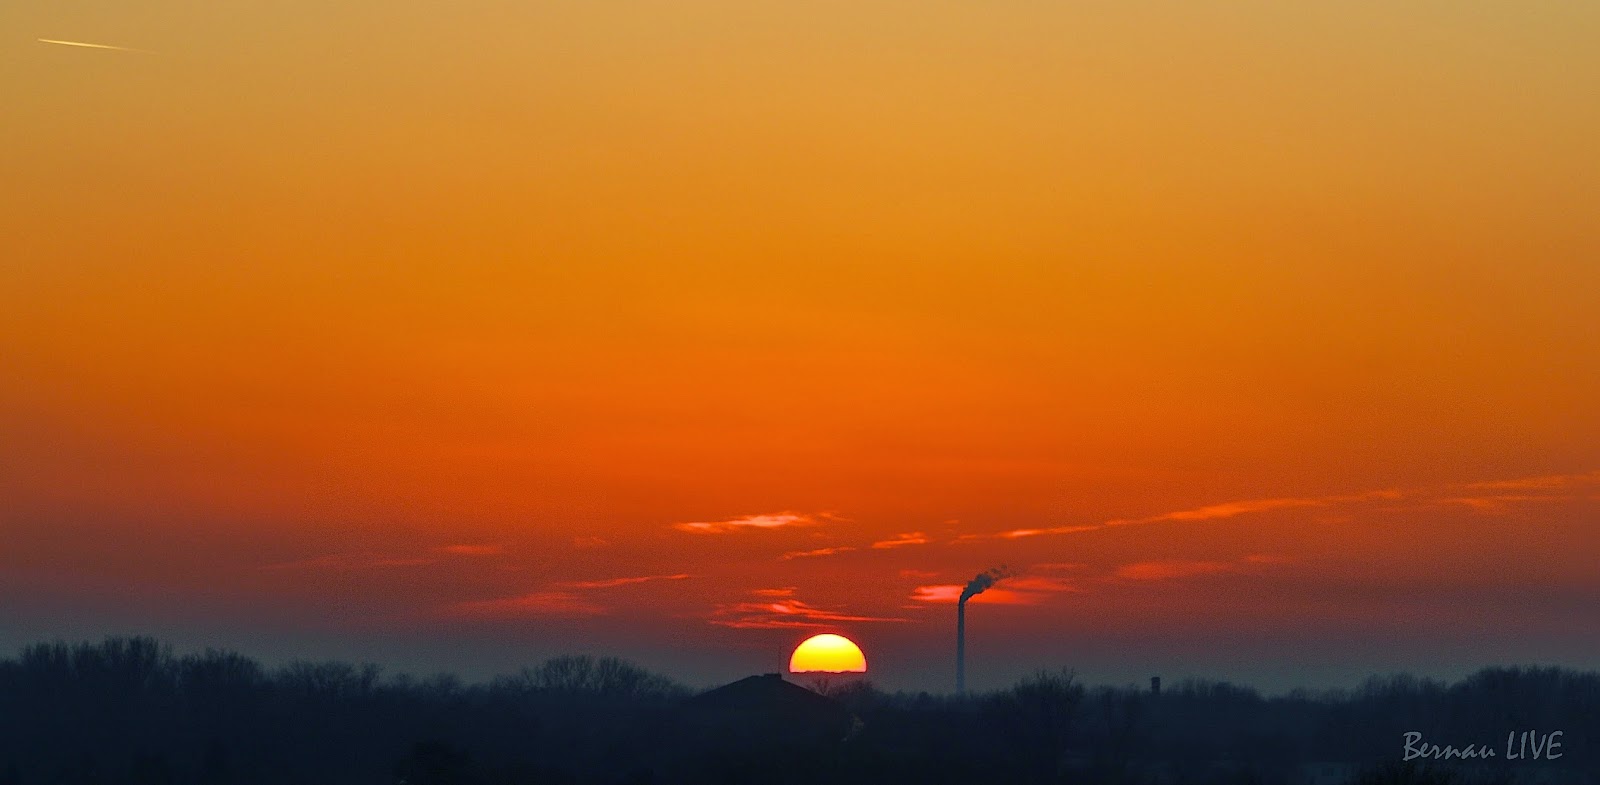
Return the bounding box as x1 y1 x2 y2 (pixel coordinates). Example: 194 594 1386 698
37 38 155 54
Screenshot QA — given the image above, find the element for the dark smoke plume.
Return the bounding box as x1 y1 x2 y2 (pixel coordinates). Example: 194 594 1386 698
957 565 1012 693
959 565 1013 603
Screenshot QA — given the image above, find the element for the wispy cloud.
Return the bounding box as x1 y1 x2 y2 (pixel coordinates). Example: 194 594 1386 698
260 554 433 571
709 592 907 629
956 471 1598 541
1031 562 1087 572
447 572 689 618
1005 576 1081 593
909 585 962 603
449 591 605 618
898 569 940 579
780 546 855 560
1115 560 1233 581
909 570 1079 605
909 584 1039 605
558 573 691 589
572 536 610 549
1466 470 1600 491
1106 497 1329 527
871 532 930 549
1435 495 1544 513
1115 553 1293 580
752 587 797 597
673 512 817 534
958 525 1098 541
440 544 504 556
707 617 835 630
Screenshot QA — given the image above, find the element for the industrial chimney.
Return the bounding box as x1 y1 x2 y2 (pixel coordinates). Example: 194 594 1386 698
956 566 1011 694
956 600 966 694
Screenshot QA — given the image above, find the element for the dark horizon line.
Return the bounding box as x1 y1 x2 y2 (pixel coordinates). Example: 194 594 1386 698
7 633 1593 700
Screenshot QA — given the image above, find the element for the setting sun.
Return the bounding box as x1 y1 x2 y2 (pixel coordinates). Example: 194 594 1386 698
789 634 867 674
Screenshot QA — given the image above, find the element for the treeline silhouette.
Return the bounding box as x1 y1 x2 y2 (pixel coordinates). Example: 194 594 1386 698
0 637 1593 784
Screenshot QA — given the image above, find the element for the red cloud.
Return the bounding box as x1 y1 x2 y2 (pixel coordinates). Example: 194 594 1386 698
1115 560 1232 581
1030 562 1086 572
959 525 1098 540
947 471 1600 542
673 512 816 534
559 573 691 589
871 532 929 549
708 592 906 628
1003 576 1080 593
908 585 1037 604
440 544 504 556
780 546 855 560
260 554 433 571
1467 470 1600 491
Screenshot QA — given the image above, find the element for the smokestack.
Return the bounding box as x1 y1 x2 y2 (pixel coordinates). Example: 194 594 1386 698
956 566 1011 694
956 601 965 694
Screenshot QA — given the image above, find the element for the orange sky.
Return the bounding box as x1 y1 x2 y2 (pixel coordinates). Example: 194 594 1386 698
2 1 1598 690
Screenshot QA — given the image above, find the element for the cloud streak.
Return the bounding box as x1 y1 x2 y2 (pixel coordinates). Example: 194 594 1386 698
910 552 1292 602
910 585 1040 605
260 554 433 571
1115 560 1233 581
1466 470 1600 491
440 544 503 556
1105 497 1331 527
559 573 691 589
673 512 817 534
972 525 1100 540
708 591 907 629
871 532 930 549
780 546 855 560
1115 553 1295 581
449 573 690 618
957 470 1598 541
911 569 1079 605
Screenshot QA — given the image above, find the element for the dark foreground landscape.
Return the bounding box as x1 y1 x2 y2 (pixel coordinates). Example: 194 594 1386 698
1 637 1592 785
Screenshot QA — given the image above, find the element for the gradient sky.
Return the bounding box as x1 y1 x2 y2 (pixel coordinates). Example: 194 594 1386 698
3 1 1598 692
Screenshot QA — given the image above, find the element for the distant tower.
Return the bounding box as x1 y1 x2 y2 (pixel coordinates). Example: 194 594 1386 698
956 600 966 693
955 566 1010 694
1151 676 1161 696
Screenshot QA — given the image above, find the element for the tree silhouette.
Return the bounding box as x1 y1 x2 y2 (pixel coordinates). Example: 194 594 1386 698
0 636 1593 785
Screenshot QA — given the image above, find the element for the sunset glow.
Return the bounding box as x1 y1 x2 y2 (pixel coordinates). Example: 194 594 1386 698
3 0 1598 693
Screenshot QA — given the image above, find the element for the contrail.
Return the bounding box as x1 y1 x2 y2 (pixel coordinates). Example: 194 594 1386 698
37 38 155 54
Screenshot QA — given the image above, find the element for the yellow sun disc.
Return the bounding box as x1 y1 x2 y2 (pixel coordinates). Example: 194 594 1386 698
789 633 867 673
